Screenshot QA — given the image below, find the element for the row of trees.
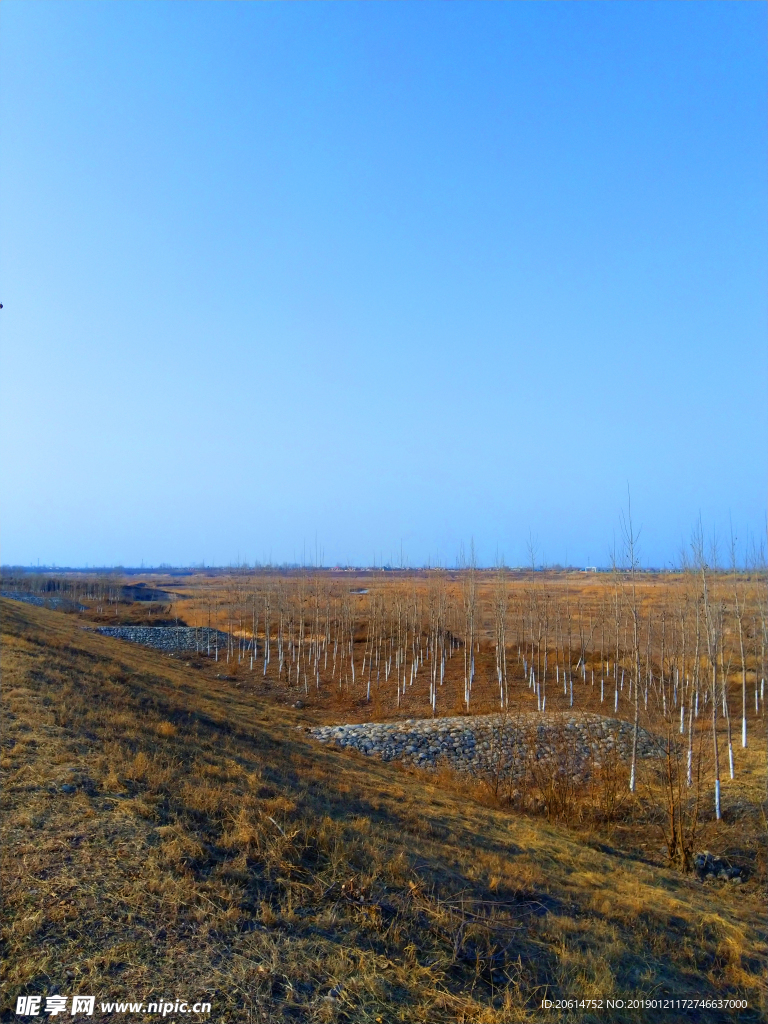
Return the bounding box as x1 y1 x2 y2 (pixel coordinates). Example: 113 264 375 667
184 535 764 854
5 533 766 857
188 554 766 759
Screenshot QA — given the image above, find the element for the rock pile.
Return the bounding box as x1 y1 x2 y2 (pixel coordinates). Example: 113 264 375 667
309 712 658 779
96 625 233 654
2 590 85 611
694 851 744 884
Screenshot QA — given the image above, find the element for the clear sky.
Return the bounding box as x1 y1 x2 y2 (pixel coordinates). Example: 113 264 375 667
1 2 765 569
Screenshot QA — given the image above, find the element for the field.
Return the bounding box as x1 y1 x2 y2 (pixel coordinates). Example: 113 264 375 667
1 567 767 1023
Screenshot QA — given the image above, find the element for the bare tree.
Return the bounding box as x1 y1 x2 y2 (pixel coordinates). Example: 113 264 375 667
461 543 478 711
729 526 749 748
693 521 723 820
619 492 642 794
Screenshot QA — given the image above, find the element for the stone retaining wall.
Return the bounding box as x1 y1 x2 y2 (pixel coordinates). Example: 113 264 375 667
310 712 658 780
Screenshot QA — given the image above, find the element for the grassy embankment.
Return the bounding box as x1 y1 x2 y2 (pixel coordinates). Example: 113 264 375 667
1 599 766 1023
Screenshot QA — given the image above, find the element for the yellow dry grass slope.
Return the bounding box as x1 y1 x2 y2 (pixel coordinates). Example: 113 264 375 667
1 599 766 1023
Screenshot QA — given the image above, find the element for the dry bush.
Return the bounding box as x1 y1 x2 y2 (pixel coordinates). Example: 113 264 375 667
519 724 585 825
581 718 634 824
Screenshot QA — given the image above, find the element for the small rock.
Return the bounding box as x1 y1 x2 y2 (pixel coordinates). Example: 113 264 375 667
60 784 76 794
292 701 305 709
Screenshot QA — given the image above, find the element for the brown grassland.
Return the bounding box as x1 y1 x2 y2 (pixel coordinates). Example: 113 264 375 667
1 577 767 1023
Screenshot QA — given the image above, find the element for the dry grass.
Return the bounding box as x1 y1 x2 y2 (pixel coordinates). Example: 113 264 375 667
1 598 766 1023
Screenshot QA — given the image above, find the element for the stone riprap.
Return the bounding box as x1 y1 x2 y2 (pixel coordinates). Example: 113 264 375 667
96 625 234 654
1 590 86 611
309 712 658 779
694 851 745 883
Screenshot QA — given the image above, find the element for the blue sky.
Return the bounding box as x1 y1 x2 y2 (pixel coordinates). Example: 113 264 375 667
1 2 765 568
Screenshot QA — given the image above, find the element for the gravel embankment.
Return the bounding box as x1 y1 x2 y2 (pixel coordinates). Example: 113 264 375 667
95 625 234 653
310 712 658 778
1 591 86 611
